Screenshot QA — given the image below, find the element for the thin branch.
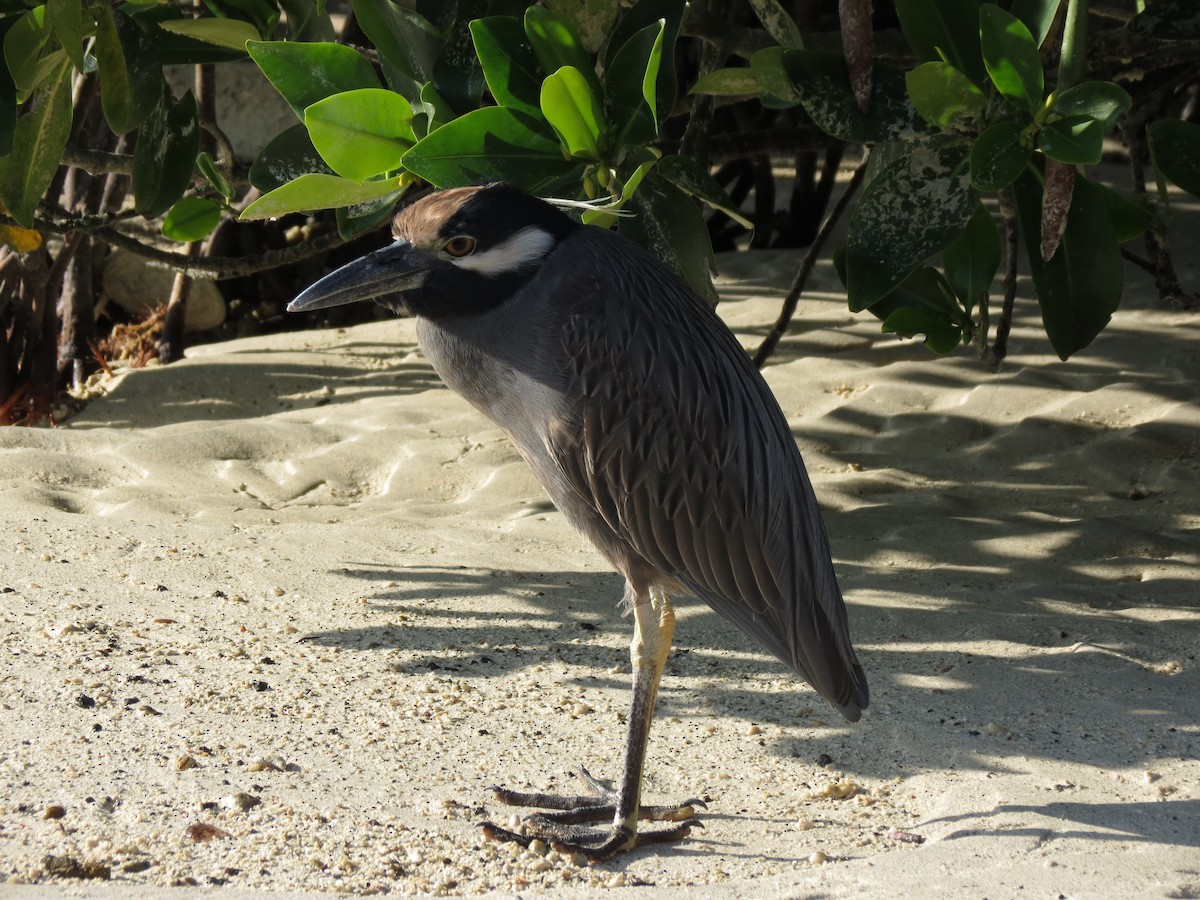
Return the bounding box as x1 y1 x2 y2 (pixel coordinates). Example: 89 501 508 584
984 190 1019 370
752 157 868 368
8 206 354 281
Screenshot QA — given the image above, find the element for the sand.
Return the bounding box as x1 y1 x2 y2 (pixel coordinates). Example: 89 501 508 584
0 209 1197 898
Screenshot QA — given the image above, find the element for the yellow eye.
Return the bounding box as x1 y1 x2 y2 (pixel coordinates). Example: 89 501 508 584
444 236 477 258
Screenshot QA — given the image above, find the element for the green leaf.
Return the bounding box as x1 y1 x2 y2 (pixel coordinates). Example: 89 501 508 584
96 5 162 135
1147 119 1200 201
158 18 259 50
249 123 334 193
970 120 1030 190
1090 182 1151 243
980 4 1044 115
525 6 599 97
0 56 72 227
783 51 932 143
941 203 1000 317
750 47 800 102
4 7 51 94
620 173 717 305
197 152 234 201
603 0 684 122
1013 168 1122 359
47 0 88 73
304 88 415 181
895 0 986 86
905 61 987 126
279 0 335 41
352 0 441 100
1038 115 1102 165
0 22 15 156
748 0 804 49
1051 81 1131 130
845 139 977 311
655 154 753 229
432 5 486 116
691 66 764 97
240 173 405 219
205 0 277 36
1009 0 1060 47
541 66 606 160
606 20 664 146
402 106 579 193
133 87 201 219
247 40 380 120
471 16 543 117
881 302 964 354
162 197 220 242
336 190 401 240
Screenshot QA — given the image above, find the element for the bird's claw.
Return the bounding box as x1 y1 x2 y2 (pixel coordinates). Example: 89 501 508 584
481 767 703 860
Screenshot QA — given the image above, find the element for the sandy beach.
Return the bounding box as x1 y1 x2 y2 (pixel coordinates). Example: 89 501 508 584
0 205 1197 898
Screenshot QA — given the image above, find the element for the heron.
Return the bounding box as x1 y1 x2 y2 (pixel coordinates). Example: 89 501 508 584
289 183 868 859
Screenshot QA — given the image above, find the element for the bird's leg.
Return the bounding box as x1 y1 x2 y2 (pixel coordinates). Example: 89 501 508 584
481 586 703 859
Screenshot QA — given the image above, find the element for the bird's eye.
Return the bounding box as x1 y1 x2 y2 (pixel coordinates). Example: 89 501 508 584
444 236 477 258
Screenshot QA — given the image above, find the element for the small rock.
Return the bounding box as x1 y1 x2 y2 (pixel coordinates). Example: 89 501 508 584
747 724 762 736
183 823 230 843
43 855 110 880
176 755 199 772
983 722 1009 737
571 702 592 716
122 860 153 873
606 873 626 888
218 792 261 813
43 805 67 820
102 252 225 333
808 850 827 865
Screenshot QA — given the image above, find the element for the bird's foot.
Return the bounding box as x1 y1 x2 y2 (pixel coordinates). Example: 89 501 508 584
480 767 704 861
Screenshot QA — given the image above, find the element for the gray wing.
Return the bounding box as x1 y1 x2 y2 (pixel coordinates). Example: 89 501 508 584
543 229 868 720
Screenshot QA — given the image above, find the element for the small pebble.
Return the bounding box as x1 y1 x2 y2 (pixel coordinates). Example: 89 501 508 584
747 724 762 736
43 805 67 820
218 792 261 813
175 755 199 772
808 850 827 865
183 823 229 843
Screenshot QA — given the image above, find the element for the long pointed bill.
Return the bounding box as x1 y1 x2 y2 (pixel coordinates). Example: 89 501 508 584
287 241 430 312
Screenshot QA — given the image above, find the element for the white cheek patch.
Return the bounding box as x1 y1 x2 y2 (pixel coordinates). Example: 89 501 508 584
451 226 555 276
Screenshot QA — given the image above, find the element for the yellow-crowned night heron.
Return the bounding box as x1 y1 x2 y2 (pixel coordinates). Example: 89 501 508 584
290 183 868 859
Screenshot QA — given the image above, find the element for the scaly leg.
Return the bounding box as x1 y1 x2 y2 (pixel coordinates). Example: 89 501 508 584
481 584 703 860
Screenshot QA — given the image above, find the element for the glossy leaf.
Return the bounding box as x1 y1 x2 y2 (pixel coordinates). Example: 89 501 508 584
162 197 220 242
418 81 455 134
847 262 966 353
655 154 752 229
895 0 985 86
0 18 18 155
881 303 964 354
545 0 617 53
1009 0 1060 47
783 51 932 143
249 123 334 193
305 88 415 180
247 40 380 120
433 3 486 116
471 16 542 117
1090 182 1151 243
336 188 403 240
96 6 162 135
4 7 51 94
1050 82 1131 130
1013 168 1121 359
604 0 684 122
47 0 88 73
1038 115 1102 165
353 0 440 92
240 173 405 219
970 120 1029 190
158 18 259 50
402 106 578 193
691 66 763 97
279 0 335 41
0 222 43 251
942 203 1000 317
621 174 717 305
197 151 234 201
1147 119 1200 201
607 20 664 146
0 56 72 227
980 4 1043 115
749 0 803 49
906 61 987 126
133 88 201 218
541 65 605 160
749 48 800 102
845 139 977 311
525 6 599 97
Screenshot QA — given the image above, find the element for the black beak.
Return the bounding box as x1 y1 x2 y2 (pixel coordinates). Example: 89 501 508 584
288 241 430 312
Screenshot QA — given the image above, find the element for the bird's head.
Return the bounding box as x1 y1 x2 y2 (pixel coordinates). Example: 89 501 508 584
288 184 578 320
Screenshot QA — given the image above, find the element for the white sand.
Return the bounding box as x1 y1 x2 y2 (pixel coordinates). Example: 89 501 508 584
0 222 1197 898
